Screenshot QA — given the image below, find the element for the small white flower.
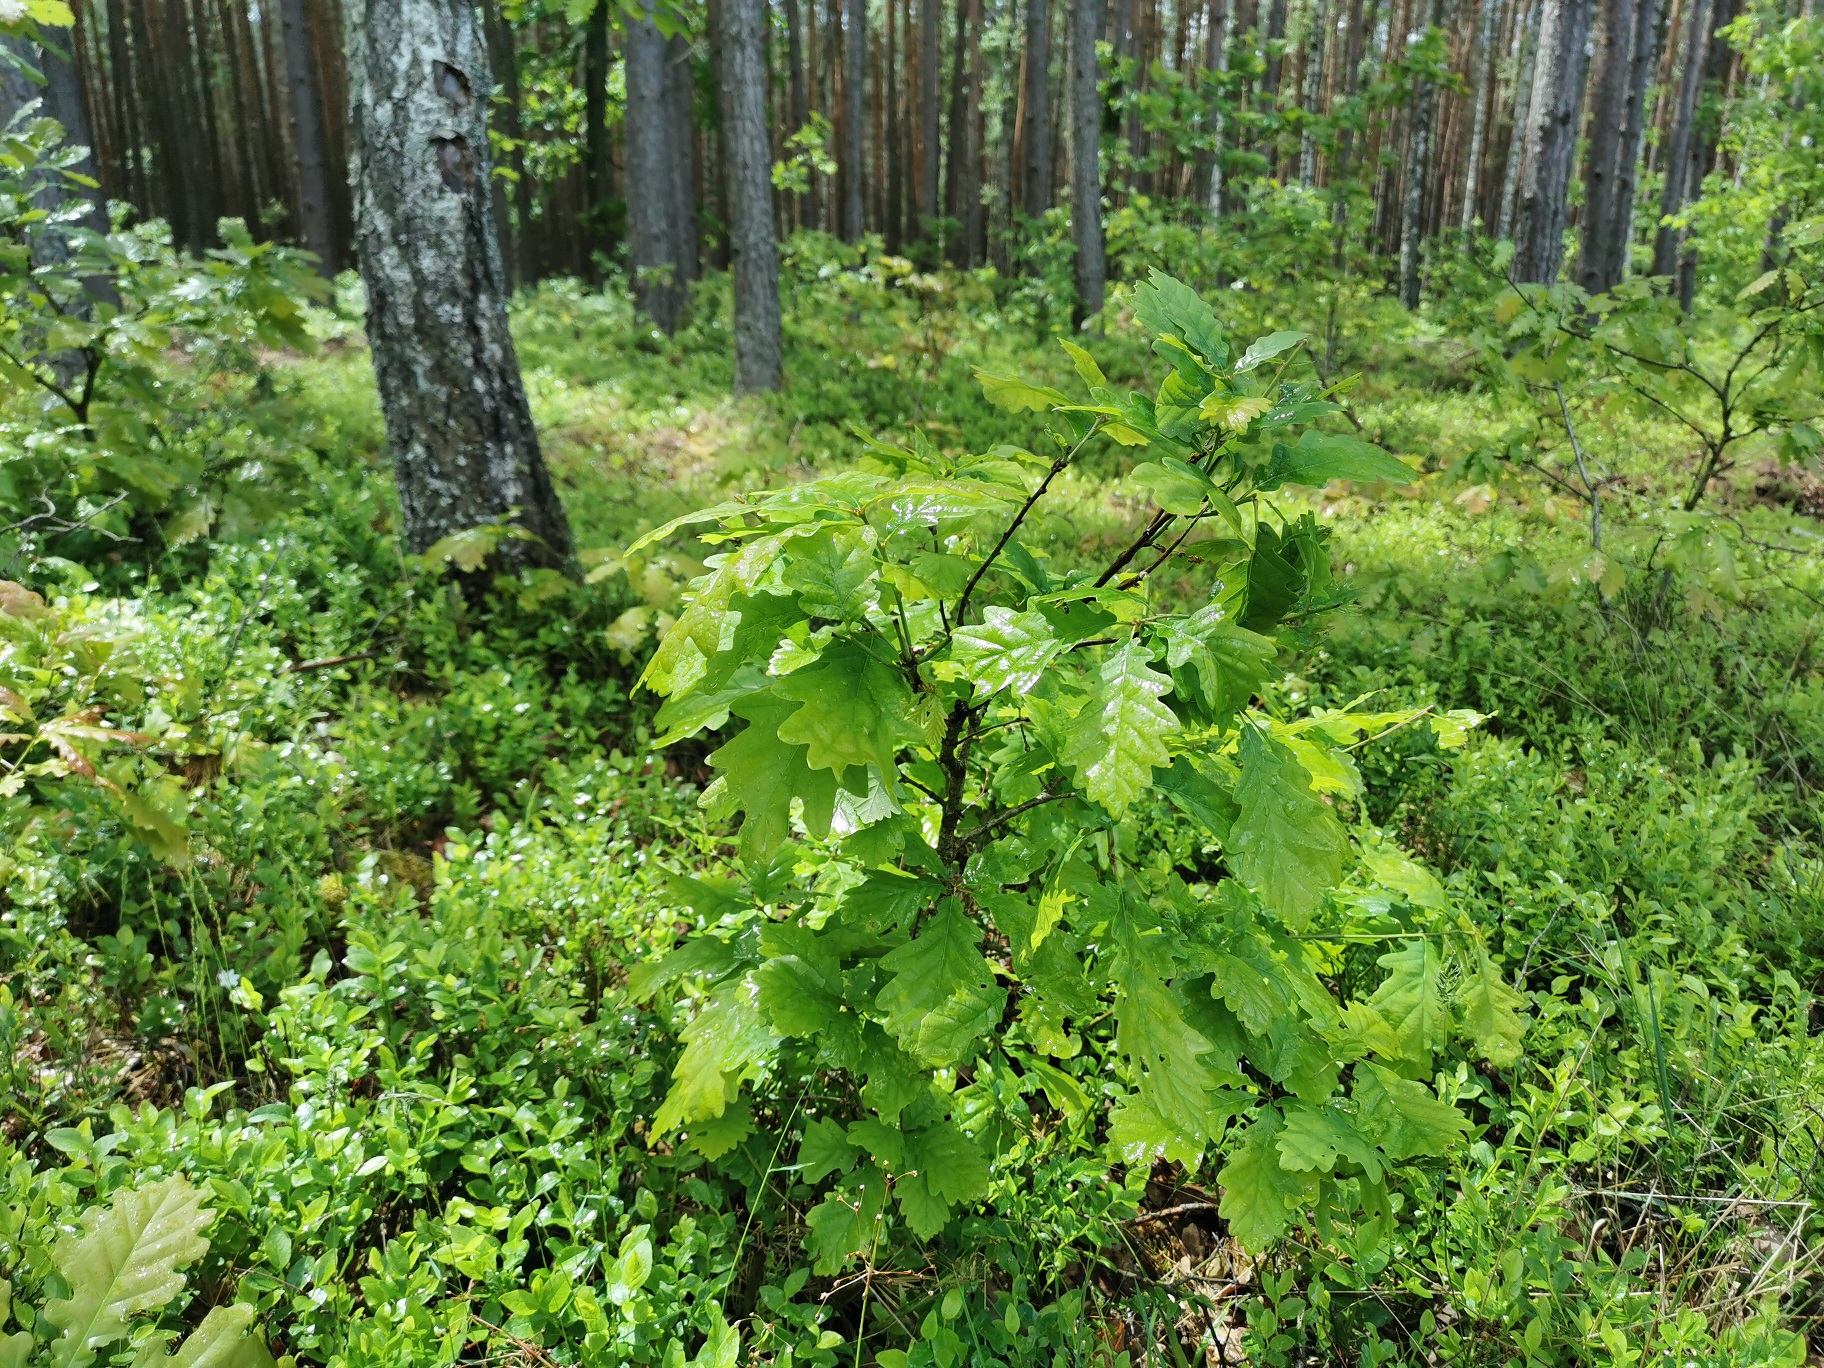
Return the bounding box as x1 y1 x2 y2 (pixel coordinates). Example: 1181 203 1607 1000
0 1 28 24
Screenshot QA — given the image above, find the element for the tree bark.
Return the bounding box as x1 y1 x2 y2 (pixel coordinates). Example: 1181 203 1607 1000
627 17 679 326
341 0 573 571
917 0 940 231
666 33 699 285
717 0 785 391
1297 0 1329 186
1022 0 1053 216
1205 0 1234 215
886 0 903 246
841 0 865 238
1650 0 1707 278
1495 0 1539 240
1510 0 1591 283
584 0 613 274
1399 0 1444 305
1460 0 1497 230
1577 0 1657 293
279 0 336 273
1070 0 1105 321
481 0 535 290
957 0 983 264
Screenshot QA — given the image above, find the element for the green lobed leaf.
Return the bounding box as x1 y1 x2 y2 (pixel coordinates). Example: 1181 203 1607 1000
653 976 781 1135
937 606 1064 699
1276 1103 1384 1182
781 523 880 620
1217 1109 1318 1252
1114 960 1220 1155
1227 728 1348 929
706 693 838 863
1263 430 1414 490
875 901 1005 1066
1368 939 1449 1065
45 1176 215 1368
975 369 1070 412
774 640 921 775
1353 1062 1470 1160
1129 269 1229 367
798 1117 859 1183
1234 330 1309 373
1457 952 1528 1067
1060 641 1180 816
805 1173 886 1273
1155 605 1276 719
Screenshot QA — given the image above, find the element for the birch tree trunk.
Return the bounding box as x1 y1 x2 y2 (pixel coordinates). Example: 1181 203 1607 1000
1022 0 1053 216
1510 0 1591 282
841 0 865 239
1460 0 1497 231
717 0 785 391
1070 0 1106 321
1496 0 1540 240
342 0 574 571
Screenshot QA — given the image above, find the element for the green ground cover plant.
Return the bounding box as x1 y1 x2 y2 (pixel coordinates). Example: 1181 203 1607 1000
4 74 1824 1368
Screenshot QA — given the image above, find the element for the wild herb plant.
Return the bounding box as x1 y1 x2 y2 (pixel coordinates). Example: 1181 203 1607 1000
0 112 325 559
632 272 1523 1271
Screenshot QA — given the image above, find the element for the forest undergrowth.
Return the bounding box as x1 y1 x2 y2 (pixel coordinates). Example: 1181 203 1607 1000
3 233 1823 1368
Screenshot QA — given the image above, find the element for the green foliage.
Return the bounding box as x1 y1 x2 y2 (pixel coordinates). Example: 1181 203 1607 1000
630 273 1493 1271
0 112 326 564
0 1176 278 1368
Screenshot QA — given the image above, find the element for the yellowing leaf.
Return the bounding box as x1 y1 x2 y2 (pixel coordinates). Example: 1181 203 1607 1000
45 1177 214 1368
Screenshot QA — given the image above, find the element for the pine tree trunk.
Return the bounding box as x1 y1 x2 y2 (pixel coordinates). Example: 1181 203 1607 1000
1510 0 1590 282
842 0 866 238
1578 0 1638 292
279 0 336 273
481 0 535 289
1070 0 1105 320
1496 0 1540 240
666 34 699 285
886 0 903 246
917 0 940 231
1205 0 1233 215
1298 0 1329 185
1399 0 1444 305
341 0 574 571
1460 0 1497 230
1022 0 1053 215
584 0 612 273
1650 0 1707 279
715 0 784 391
959 0 983 263
627 15 688 329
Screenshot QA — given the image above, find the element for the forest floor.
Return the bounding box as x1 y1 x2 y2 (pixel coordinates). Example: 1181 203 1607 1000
4 253 1824 1365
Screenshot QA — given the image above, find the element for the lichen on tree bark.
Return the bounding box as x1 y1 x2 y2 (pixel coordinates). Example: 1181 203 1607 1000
342 0 573 571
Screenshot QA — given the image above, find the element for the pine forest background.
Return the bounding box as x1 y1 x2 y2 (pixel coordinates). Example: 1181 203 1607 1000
31 0 1767 299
